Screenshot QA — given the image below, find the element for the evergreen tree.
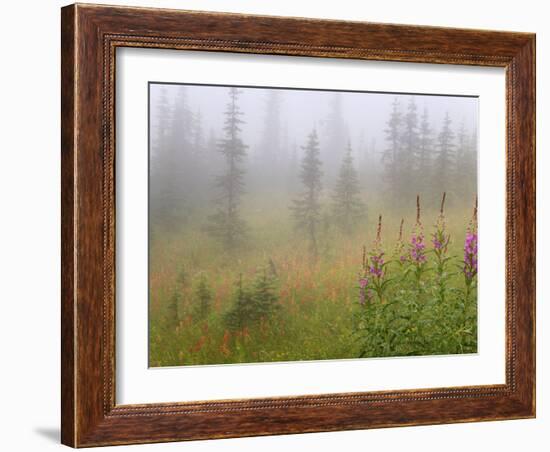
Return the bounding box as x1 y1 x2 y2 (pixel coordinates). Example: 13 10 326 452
251 267 279 319
206 88 248 251
382 98 403 204
166 265 187 326
176 265 187 286
434 112 456 199
332 142 365 232
166 290 181 327
150 86 172 158
193 273 213 319
291 129 323 260
417 106 434 198
204 128 221 174
150 86 193 231
224 274 255 332
401 97 420 199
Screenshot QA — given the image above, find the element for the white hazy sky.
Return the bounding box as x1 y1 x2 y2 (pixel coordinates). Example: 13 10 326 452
150 82 478 157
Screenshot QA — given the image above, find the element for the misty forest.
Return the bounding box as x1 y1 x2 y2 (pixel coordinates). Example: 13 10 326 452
148 83 478 367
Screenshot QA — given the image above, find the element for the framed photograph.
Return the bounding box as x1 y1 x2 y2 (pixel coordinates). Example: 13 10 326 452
61 3 535 447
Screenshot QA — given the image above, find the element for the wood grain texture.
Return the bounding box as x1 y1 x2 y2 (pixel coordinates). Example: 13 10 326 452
60 3 536 447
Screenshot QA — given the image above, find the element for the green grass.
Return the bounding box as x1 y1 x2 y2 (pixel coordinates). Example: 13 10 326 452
148 194 477 367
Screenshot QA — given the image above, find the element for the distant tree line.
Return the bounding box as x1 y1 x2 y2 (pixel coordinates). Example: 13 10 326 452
150 87 477 254
382 96 477 208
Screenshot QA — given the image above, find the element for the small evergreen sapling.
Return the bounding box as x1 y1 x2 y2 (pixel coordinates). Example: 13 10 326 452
166 265 187 327
251 267 280 319
166 290 181 327
224 274 255 332
193 273 213 319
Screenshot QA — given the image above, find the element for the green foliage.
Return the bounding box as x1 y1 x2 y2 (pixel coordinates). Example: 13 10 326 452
206 88 249 250
354 202 477 358
224 268 279 332
250 267 280 319
166 289 181 327
176 265 187 287
290 129 323 259
148 87 480 368
193 273 213 319
332 142 365 232
224 274 256 332
355 261 477 358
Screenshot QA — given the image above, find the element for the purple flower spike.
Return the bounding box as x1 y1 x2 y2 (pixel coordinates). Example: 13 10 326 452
358 276 369 305
409 229 426 265
463 231 478 282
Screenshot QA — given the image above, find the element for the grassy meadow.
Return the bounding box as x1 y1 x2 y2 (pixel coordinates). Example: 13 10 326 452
148 84 479 367
148 194 478 367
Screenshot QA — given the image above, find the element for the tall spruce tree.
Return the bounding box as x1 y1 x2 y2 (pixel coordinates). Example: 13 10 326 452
434 112 456 200
291 129 323 260
382 98 403 204
401 97 420 199
417 106 434 198
332 142 365 232
206 88 248 251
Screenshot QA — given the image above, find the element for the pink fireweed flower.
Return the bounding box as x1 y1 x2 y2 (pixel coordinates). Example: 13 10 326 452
393 218 407 264
409 231 427 263
463 196 478 284
368 215 386 279
358 215 386 304
463 231 478 281
409 195 427 265
368 252 385 278
432 232 449 251
358 246 369 306
432 238 442 249
432 192 450 254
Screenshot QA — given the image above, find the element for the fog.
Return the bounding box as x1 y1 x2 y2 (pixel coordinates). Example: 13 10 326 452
149 82 478 234
151 83 477 159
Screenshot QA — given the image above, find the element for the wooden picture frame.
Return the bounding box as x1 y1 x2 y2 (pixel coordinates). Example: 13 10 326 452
61 3 535 447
